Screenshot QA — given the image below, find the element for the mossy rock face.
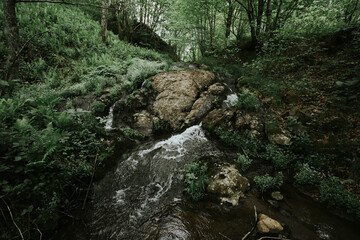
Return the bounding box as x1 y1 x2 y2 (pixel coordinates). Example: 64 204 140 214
265 122 282 135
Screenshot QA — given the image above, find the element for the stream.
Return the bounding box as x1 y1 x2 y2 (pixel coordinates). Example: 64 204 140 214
80 122 360 240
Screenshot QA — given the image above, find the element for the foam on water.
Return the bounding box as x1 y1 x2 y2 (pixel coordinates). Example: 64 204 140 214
223 93 238 108
104 106 114 131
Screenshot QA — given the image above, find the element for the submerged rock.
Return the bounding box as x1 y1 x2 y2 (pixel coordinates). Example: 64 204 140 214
257 214 284 234
152 69 215 130
207 165 250 206
271 191 284 201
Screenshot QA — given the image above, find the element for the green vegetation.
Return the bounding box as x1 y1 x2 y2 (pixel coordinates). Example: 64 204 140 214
235 92 260 111
295 163 323 186
1 0 360 237
235 154 252 172
254 173 284 194
0 3 170 239
320 176 360 218
183 160 209 201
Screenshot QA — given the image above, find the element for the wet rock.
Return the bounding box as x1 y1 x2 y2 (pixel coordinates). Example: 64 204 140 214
152 70 215 130
184 92 214 126
207 165 250 206
271 191 284 201
208 83 225 95
267 199 279 208
203 109 235 128
133 110 153 136
268 133 291 145
257 214 284 234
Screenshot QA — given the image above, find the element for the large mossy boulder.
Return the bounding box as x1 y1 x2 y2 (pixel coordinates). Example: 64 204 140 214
152 70 216 131
207 165 250 206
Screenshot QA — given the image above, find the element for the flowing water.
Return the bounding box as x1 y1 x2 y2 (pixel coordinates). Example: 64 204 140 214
80 123 360 240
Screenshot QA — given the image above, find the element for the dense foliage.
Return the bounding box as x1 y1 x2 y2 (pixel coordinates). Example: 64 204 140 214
0 3 170 239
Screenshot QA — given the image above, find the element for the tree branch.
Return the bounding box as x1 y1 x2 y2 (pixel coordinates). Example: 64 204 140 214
5 30 50 81
2 200 24 240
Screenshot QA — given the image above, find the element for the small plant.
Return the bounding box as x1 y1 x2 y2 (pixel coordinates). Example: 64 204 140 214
320 176 360 219
264 144 293 170
117 128 145 143
213 96 221 108
91 100 106 115
294 163 322 185
235 154 252 172
235 92 260 111
254 173 283 194
183 161 209 201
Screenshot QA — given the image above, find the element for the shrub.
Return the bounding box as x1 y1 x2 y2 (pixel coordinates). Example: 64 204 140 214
235 92 260 111
91 100 106 115
295 163 322 185
264 144 294 170
254 173 284 194
320 176 360 218
183 161 209 201
235 154 252 172
214 128 264 157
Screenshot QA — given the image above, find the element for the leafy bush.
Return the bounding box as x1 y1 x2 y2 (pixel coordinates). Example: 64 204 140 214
254 173 284 194
0 96 107 237
117 128 145 143
235 92 260 111
264 144 294 170
295 163 323 185
320 176 360 218
183 161 209 201
235 154 252 172
213 128 264 157
91 100 106 115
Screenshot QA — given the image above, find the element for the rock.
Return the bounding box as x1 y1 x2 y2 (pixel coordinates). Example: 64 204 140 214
257 214 284 234
268 134 291 145
267 199 279 208
207 165 250 206
152 70 215 130
184 93 214 126
133 110 153 136
208 83 225 95
203 109 235 128
271 191 284 201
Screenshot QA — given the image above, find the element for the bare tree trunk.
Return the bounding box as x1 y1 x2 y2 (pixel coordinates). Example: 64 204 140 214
3 0 20 81
115 2 123 40
265 0 272 40
255 0 265 37
101 0 109 45
225 0 234 38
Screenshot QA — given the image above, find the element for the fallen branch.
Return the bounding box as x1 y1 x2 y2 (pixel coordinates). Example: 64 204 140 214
82 152 98 210
219 232 232 240
241 205 257 240
2 200 24 240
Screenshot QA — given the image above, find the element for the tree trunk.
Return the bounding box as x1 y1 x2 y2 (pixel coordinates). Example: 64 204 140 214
265 0 272 40
115 3 123 40
101 0 109 45
225 0 234 38
255 0 265 37
3 0 20 81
